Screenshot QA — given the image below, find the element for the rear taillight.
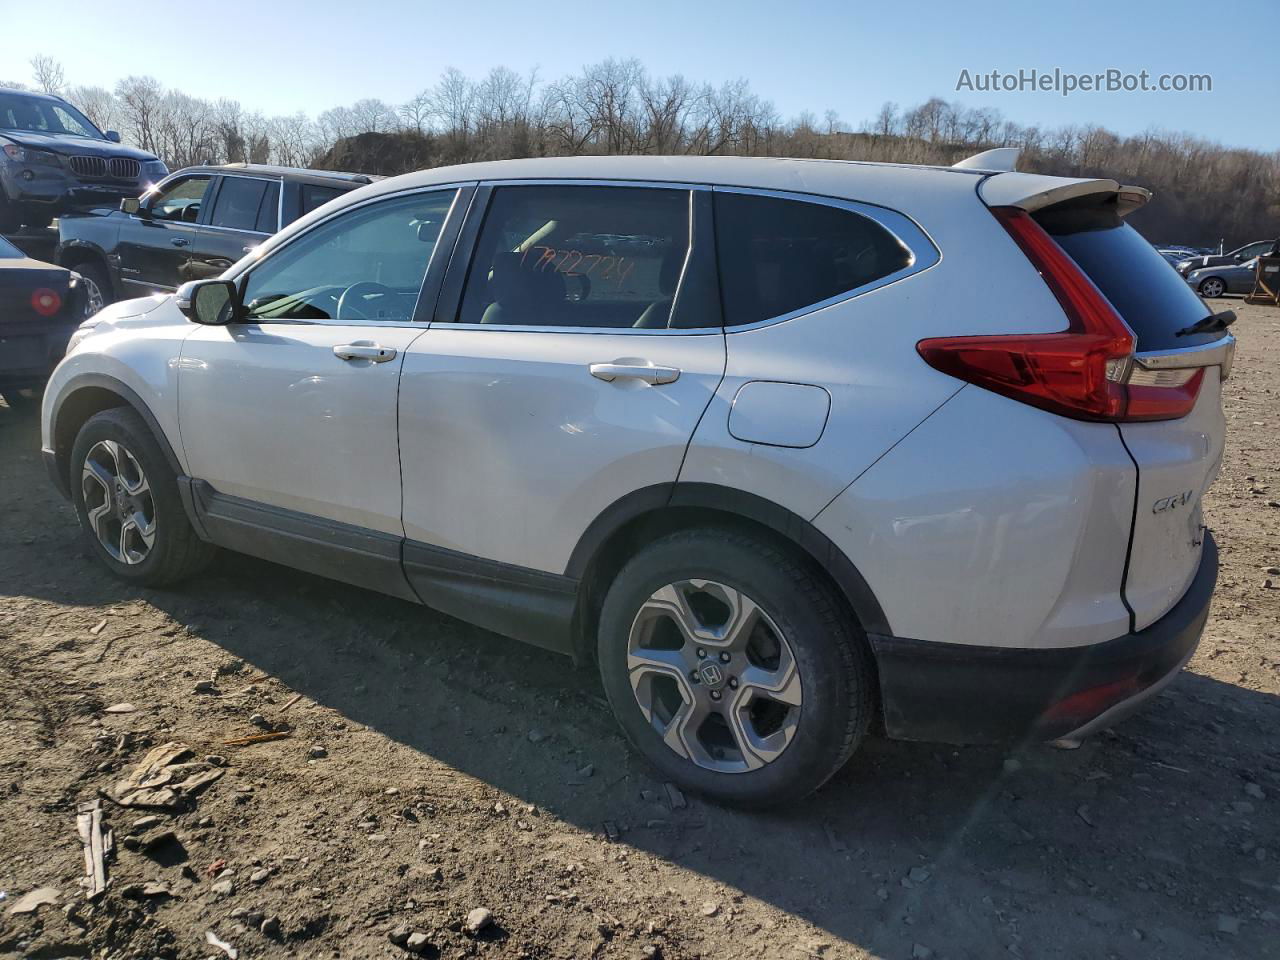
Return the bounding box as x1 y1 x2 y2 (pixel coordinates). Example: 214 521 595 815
31 287 62 317
917 207 1200 422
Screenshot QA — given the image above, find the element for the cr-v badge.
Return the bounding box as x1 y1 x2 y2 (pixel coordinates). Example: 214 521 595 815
1152 490 1194 514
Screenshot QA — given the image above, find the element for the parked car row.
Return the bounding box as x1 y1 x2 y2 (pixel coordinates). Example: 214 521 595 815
55 164 375 308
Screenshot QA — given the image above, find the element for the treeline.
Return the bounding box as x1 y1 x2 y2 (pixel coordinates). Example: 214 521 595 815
8 56 1279 246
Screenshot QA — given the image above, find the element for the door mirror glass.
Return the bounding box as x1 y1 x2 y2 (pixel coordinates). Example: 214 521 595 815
105 130 122 143
177 279 239 325
120 197 141 215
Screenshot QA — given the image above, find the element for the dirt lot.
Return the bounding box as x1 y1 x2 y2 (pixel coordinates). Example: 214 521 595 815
1 300 1277 960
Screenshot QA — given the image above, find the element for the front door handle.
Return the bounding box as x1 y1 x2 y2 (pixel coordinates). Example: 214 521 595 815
589 361 681 385
334 342 397 363
170 237 189 247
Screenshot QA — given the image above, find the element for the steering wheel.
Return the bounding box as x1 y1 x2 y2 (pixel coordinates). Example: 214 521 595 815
336 281 398 321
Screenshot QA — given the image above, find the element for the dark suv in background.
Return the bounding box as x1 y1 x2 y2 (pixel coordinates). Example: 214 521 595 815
56 164 376 307
0 87 166 232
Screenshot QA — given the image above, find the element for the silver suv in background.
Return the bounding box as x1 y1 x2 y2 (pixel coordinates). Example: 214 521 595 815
0 87 167 232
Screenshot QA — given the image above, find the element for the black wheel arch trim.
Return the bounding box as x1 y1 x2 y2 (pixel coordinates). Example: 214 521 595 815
47 373 184 500
565 482 892 638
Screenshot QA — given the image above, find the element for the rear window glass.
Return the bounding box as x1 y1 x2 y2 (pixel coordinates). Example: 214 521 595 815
300 184 345 217
1037 202 1217 350
713 192 912 327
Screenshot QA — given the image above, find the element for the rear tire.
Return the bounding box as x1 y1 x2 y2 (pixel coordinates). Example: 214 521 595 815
597 527 874 808
70 407 216 585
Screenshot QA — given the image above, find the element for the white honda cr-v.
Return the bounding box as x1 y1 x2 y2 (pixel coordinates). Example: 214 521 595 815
42 152 1232 807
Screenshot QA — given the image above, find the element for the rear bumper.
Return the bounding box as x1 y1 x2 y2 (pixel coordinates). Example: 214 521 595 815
0 322 79 389
871 532 1218 744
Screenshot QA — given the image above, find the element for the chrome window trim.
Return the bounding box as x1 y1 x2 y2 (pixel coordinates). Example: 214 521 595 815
444 179 719 334
437 179 939 336
226 184 470 329
709 185 941 334
1133 333 1236 378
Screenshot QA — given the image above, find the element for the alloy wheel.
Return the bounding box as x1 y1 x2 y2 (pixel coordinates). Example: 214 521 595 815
81 274 105 316
1200 278 1225 298
626 579 802 773
80 439 156 564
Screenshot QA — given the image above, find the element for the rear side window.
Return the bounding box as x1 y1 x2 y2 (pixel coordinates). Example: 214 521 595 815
300 184 345 217
713 192 913 327
210 177 271 232
255 182 280 233
456 185 714 329
1037 201 1216 350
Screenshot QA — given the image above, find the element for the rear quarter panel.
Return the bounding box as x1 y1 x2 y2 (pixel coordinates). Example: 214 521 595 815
680 174 1074 520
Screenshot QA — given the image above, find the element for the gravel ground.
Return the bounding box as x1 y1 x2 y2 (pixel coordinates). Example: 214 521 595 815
0 299 1276 960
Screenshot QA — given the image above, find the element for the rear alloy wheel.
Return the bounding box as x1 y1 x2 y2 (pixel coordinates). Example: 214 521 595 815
71 407 215 584
627 579 802 773
598 528 873 808
1198 277 1226 298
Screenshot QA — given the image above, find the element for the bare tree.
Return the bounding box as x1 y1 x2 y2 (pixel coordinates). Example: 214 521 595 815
30 54 64 95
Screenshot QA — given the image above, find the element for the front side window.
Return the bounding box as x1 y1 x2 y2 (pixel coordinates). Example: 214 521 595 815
457 185 705 329
240 189 455 323
209 177 275 233
713 192 913 327
149 176 210 223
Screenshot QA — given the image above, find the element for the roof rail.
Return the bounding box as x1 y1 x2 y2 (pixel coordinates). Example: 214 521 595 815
952 147 1020 172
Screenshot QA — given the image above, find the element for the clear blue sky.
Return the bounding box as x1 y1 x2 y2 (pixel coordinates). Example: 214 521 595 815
4 0 1275 149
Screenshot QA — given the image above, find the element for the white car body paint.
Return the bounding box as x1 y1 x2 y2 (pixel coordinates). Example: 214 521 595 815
41 155 1225 662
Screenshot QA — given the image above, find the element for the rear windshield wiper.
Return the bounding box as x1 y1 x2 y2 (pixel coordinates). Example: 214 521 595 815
1176 309 1236 338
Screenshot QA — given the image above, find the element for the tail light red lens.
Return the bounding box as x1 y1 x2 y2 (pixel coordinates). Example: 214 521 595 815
31 287 62 317
917 207 1201 422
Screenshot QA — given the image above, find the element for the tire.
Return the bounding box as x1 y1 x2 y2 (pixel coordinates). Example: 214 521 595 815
75 259 114 313
70 407 215 585
0 190 21 234
597 528 874 808
1 387 41 412
1198 277 1226 298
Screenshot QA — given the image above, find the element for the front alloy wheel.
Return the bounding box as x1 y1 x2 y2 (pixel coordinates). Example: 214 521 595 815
80 439 156 564
1199 277 1226 298
628 579 802 773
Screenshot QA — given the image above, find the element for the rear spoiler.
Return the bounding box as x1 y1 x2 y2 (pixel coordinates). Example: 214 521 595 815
980 172 1152 218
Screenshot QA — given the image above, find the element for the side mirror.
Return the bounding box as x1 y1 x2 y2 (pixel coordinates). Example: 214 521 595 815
105 130 122 143
176 279 240 325
120 197 141 215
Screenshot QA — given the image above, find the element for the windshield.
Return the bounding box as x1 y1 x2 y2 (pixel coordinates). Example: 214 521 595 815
0 92 105 139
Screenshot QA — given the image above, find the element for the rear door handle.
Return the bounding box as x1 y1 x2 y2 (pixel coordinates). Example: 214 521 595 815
334 342 397 363
170 237 189 247
589 361 681 385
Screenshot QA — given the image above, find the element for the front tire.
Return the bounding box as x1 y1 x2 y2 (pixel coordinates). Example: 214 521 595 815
597 528 874 808
70 408 215 585
1198 277 1226 298
75 259 113 313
